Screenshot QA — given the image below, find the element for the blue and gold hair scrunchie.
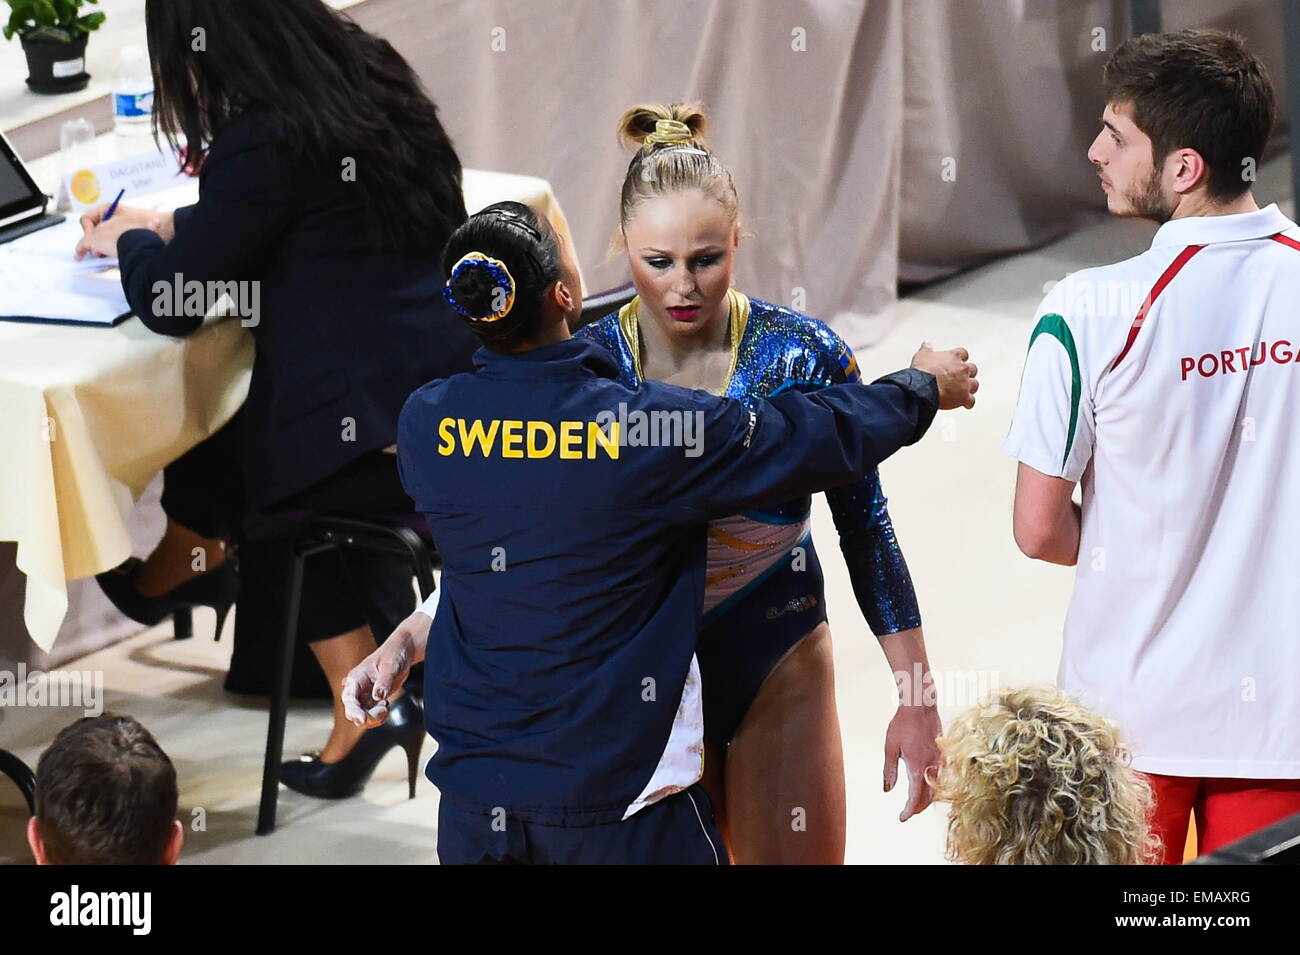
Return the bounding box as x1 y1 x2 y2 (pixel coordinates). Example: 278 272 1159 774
443 252 517 322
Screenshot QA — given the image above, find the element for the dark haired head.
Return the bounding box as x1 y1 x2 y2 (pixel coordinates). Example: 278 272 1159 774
33 714 178 865
145 0 467 251
1103 29 1275 202
441 202 566 350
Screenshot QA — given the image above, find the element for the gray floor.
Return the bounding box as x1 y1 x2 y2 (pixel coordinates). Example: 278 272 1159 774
1 155 1291 864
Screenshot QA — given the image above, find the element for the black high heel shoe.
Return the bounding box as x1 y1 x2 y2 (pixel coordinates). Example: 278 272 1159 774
280 693 425 800
95 556 238 641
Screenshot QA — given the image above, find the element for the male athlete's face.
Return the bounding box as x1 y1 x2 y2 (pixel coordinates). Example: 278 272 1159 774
1088 101 1177 223
623 190 739 339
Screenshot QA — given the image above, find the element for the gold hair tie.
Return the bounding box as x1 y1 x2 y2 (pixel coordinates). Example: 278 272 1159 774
444 251 516 323
644 118 695 148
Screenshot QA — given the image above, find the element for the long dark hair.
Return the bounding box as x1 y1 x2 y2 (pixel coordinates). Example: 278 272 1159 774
144 0 467 252
441 202 560 350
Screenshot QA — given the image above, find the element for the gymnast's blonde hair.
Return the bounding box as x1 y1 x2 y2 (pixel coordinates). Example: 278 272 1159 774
932 685 1160 865
612 102 743 253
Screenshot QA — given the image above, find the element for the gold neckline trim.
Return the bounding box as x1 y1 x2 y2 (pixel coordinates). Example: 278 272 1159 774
617 288 750 394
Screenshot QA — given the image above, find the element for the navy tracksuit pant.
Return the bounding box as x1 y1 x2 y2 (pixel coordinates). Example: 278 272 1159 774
436 784 727 865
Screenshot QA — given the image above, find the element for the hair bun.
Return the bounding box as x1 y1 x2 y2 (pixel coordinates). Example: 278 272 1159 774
617 102 709 152
444 252 516 322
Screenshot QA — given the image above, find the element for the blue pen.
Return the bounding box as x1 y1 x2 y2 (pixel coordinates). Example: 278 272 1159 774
103 188 126 222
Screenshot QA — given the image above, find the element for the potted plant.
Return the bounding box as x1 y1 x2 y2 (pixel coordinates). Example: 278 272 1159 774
3 0 106 94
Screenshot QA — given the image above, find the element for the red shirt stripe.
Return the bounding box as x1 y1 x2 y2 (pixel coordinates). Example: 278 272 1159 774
1111 244 1204 371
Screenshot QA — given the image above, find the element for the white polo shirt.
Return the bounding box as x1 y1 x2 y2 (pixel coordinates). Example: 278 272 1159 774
1004 203 1300 778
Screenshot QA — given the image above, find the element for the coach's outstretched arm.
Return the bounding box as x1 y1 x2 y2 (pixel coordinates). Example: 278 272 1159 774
344 344 978 729
663 343 978 522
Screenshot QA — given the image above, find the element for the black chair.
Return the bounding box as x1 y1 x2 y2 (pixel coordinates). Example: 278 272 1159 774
0 749 36 814
1193 809 1300 864
255 514 437 836
573 282 636 332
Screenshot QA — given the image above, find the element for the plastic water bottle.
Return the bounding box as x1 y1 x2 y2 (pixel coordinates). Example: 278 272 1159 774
113 45 155 136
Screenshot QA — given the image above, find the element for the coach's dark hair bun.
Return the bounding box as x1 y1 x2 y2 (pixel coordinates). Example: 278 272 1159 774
440 201 560 349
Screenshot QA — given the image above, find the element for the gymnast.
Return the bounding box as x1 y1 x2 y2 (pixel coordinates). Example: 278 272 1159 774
575 103 944 863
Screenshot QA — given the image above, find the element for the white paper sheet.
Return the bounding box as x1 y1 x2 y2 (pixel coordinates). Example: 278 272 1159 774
0 219 129 324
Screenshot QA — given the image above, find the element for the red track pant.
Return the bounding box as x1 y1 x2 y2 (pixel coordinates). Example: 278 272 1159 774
1142 773 1300 865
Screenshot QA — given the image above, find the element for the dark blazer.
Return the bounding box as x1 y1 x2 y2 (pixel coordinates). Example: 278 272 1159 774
116 107 478 511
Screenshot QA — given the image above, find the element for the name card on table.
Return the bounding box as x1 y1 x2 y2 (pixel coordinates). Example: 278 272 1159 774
57 149 188 214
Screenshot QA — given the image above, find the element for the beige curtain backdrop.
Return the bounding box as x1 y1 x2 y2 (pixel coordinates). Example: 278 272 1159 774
900 0 1287 284
350 0 1285 349
352 0 905 350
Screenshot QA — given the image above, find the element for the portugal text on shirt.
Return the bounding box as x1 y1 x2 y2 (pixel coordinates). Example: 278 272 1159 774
1181 338 1300 380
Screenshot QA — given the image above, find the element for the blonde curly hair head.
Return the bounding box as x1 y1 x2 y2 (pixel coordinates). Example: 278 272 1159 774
933 686 1160 865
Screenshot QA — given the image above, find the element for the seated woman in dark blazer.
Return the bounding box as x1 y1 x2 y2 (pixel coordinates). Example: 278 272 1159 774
77 0 479 799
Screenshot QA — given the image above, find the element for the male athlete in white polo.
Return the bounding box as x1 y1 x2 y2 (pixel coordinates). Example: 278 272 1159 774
1004 29 1300 863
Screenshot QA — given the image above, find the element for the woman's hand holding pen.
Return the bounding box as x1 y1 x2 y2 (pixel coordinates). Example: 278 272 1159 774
342 609 432 728
74 204 175 259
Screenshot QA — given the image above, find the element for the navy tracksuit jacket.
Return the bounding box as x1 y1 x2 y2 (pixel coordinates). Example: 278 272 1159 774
397 337 937 826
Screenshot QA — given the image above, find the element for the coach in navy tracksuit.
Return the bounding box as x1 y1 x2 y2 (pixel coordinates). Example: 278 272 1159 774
343 202 978 865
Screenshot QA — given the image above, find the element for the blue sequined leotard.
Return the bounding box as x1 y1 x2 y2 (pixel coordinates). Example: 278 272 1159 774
577 290 922 742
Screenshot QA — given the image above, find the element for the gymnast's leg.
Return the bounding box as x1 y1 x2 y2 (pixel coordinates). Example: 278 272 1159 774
724 621 846 865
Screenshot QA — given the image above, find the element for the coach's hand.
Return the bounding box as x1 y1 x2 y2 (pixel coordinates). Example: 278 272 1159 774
910 342 979 410
342 609 431 728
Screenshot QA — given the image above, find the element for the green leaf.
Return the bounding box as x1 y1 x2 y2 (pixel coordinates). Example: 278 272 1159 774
75 10 102 32
32 0 56 28
5 6 26 38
